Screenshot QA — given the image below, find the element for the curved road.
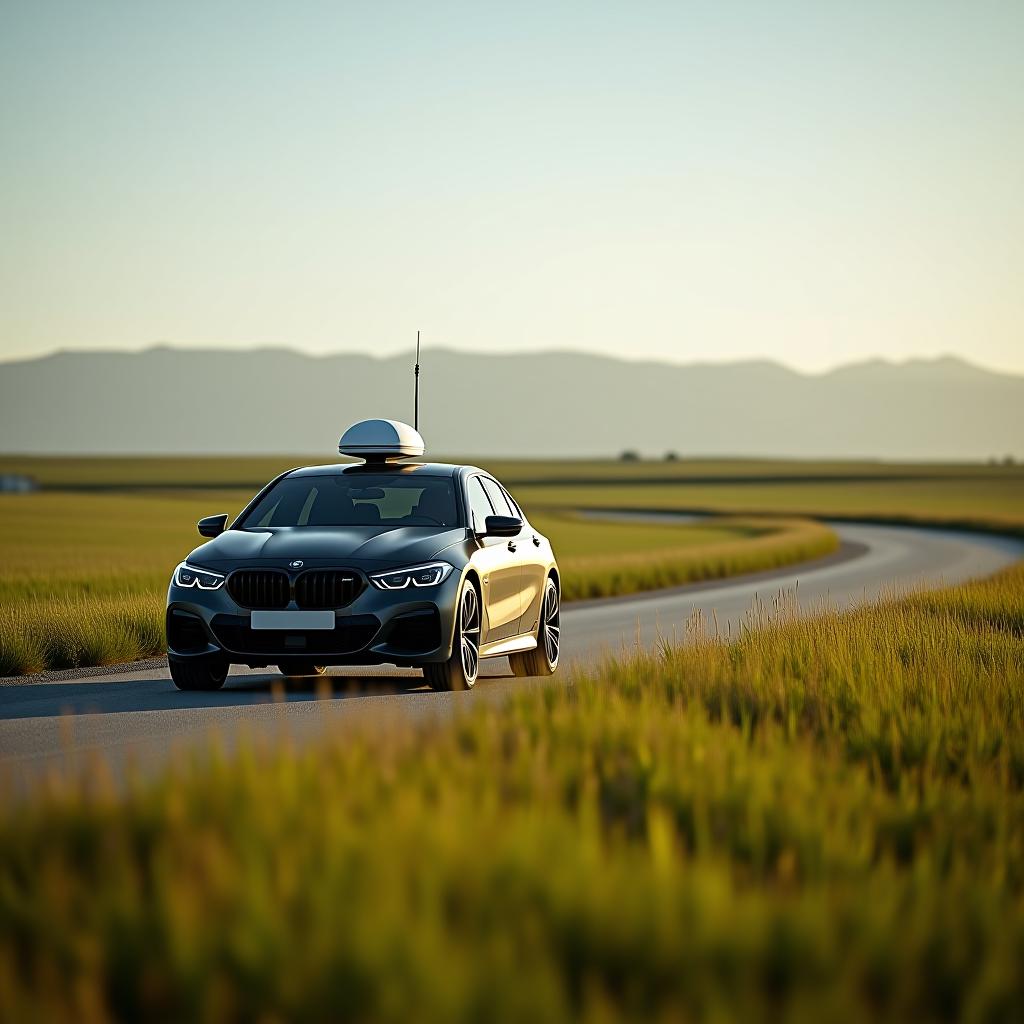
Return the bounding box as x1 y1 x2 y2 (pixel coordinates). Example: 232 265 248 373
1 519 1020 784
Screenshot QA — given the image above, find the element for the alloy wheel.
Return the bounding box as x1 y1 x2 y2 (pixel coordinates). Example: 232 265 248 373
542 578 560 667
459 584 481 684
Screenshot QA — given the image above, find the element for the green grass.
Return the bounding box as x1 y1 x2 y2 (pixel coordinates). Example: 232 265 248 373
548 513 838 601
0 592 166 676
2 563 1023 1021
0 455 309 490
528 510 758 557
0 492 832 675
0 490 252 599
0 495 753 600
516 476 1024 533
3 453 1020 530
6 452 1016 676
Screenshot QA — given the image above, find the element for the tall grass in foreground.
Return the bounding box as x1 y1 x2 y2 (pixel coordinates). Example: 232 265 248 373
2 566 1023 1021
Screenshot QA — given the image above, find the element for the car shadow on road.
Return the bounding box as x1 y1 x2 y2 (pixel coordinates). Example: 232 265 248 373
228 671 428 699
0 667 512 720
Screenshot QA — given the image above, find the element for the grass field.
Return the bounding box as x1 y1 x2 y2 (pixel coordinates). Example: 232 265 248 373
2 454 1018 675
0 489 834 675
0 494 773 599
549 512 836 601
1 453 1021 489
518 477 1024 533
2 561 1022 1021
3 454 1020 529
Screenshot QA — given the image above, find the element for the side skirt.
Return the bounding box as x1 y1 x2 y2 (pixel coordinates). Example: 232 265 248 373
479 633 538 660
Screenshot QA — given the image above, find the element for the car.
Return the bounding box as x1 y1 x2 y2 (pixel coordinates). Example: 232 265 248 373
165 419 560 692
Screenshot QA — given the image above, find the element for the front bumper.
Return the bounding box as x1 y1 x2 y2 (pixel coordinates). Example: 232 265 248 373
166 570 462 668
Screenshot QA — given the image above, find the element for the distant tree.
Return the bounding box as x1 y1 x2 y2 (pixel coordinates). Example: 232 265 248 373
1004 454 1017 466
619 450 640 462
664 451 680 462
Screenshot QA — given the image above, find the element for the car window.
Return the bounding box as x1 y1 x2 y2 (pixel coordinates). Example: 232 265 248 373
499 483 523 519
240 474 459 528
467 476 495 531
481 477 515 518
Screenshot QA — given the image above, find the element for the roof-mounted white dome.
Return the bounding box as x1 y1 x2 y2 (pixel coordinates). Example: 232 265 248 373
338 419 425 462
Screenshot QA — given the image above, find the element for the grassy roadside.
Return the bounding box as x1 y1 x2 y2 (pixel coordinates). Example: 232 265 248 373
513 476 1024 534
555 514 837 601
0 492 834 675
2 562 1022 1020
4 453 1016 676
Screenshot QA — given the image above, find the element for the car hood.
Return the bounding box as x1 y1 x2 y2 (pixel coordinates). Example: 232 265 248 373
188 526 467 570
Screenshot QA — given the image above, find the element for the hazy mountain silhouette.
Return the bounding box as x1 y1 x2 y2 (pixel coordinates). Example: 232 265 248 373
0 347 1020 459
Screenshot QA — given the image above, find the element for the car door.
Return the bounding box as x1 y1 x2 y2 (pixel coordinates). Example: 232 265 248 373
496 480 547 636
466 475 522 642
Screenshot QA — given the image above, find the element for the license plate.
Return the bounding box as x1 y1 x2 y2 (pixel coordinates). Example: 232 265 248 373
250 610 335 630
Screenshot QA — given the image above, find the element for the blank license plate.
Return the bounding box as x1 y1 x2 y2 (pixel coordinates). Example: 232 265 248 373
250 610 335 630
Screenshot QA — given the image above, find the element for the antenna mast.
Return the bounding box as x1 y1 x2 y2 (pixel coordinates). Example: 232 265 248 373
414 330 421 431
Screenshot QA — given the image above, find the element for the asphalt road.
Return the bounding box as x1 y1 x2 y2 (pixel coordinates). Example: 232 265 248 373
1 519 1021 785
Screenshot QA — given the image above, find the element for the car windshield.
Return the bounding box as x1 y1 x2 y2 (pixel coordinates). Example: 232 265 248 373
238 473 460 529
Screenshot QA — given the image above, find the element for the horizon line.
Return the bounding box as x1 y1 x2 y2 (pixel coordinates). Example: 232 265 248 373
2 342 1021 380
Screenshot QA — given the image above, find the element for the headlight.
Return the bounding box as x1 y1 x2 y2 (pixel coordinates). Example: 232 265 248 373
369 561 454 590
174 562 226 590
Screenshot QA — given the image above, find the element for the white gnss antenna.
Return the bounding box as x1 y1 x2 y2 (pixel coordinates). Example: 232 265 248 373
414 329 421 431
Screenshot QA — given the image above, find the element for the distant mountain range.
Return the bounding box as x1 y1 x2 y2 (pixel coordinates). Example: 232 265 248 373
0 347 1021 459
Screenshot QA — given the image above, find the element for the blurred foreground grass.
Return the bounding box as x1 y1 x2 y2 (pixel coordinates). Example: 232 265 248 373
0 489 834 675
2 563 1023 1021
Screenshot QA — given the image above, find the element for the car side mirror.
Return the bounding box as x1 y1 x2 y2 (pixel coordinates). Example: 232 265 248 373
482 514 522 538
198 514 229 538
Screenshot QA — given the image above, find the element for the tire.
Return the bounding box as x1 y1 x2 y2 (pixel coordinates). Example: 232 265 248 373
170 657 229 691
423 579 481 691
509 576 560 678
277 662 327 679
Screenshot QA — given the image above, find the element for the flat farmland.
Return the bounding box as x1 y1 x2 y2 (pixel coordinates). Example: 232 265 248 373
0 485 833 674
0 490 795 602
1 453 1020 490
2 455 1020 529
4 456 1019 674
516 475 1024 532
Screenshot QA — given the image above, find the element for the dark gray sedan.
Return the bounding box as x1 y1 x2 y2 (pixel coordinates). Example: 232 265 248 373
166 460 560 691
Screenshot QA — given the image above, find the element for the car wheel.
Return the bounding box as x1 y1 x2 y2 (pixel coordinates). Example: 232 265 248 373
277 662 327 679
170 657 229 691
423 579 481 691
510 576 560 677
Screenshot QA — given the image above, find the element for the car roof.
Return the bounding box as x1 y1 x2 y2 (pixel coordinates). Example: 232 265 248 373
285 462 483 479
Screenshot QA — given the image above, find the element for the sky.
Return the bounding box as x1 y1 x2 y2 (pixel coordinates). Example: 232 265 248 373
1 1 1022 374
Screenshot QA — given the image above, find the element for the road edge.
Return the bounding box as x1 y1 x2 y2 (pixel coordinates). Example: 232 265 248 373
3 534 864 686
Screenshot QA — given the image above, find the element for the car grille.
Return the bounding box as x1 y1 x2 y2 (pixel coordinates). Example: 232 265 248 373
227 568 365 610
228 570 290 610
210 614 380 656
295 570 363 609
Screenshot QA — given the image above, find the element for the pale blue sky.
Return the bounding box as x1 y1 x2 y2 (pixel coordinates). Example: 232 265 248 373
2 1 1022 372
